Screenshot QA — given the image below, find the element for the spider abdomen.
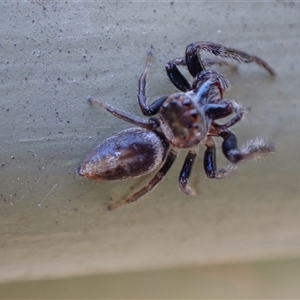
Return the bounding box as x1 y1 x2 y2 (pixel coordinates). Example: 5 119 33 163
77 128 169 181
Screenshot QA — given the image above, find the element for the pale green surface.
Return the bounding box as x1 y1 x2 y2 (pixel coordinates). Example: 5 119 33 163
1 0 300 291
2 258 300 298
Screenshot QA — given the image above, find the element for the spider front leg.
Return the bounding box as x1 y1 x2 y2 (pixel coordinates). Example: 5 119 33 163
165 58 230 98
185 43 248 77
202 98 271 178
138 51 169 116
186 41 276 77
204 108 274 178
165 55 232 92
108 148 178 210
219 129 275 164
203 98 243 124
211 100 244 129
201 58 238 71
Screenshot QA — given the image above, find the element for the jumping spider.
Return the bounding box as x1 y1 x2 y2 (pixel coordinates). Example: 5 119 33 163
78 44 275 210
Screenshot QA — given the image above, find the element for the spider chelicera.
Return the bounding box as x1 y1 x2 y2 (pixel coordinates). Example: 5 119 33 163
77 42 275 210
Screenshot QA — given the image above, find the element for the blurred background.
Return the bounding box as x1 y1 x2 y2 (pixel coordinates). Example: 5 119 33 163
1 1 300 298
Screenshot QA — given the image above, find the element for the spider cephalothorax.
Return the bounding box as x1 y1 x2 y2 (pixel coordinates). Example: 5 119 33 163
78 46 275 210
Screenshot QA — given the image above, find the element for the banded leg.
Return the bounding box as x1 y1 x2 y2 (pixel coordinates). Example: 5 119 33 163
138 51 169 116
204 136 237 179
178 147 198 196
108 148 178 210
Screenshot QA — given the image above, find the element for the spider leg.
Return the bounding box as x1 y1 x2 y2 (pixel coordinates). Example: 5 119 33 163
138 51 169 116
178 147 198 196
165 57 237 70
87 96 158 130
186 41 276 76
204 136 237 179
165 57 191 92
192 69 230 94
202 98 242 121
165 57 232 95
212 100 244 129
202 57 238 71
185 44 206 77
108 148 178 210
219 129 275 164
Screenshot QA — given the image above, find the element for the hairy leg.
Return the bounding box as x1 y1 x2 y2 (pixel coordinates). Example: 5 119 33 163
87 96 159 130
202 57 238 71
138 51 169 116
186 41 276 76
108 148 178 210
220 129 275 164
